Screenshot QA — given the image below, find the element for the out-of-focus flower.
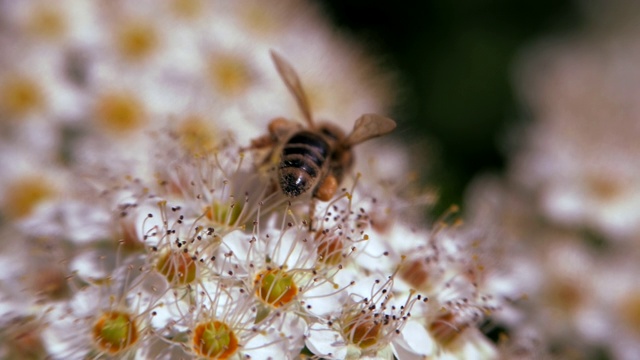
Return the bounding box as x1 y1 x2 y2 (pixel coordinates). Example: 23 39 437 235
513 26 640 243
450 4 640 359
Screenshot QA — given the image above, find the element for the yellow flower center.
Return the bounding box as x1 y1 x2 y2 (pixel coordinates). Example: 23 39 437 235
204 201 243 228
399 258 430 289
241 5 278 34
209 55 252 96
429 313 468 347
5 318 46 359
116 21 158 61
92 311 138 354
94 92 146 133
254 269 298 308
315 231 343 266
0 76 45 118
3 176 54 219
170 0 203 19
156 251 198 285
619 292 640 334
343 314 383 349
27 6 66 40
178 115 218 156
192 320 239 359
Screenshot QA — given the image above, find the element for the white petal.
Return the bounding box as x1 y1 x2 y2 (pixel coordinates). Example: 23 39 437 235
395 320 434 356
305 323 347 359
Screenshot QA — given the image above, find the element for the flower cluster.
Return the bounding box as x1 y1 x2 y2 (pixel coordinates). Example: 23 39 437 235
464 2 640 359
0 1 513 359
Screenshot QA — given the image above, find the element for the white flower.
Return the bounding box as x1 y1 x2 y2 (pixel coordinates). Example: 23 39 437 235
514 30 640 241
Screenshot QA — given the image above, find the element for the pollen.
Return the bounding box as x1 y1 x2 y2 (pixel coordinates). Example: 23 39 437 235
3 176 55 219
254 269 298 308
208 55 252 96
192 320 239 359
0 76 45 118
178 115 218 156
92 310 139 354
156 250 198 286
94 92 146 133
116 21 159 61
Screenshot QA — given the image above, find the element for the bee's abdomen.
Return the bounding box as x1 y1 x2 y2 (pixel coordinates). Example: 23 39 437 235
279 131 329 197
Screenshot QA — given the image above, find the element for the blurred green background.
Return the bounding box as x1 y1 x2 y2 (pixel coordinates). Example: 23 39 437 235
317 0 580 215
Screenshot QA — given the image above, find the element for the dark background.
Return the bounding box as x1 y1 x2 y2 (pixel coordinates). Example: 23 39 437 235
315 0 581 215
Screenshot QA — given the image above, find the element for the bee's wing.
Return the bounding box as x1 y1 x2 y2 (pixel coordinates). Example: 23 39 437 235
270 50 314 127
344 114 396 146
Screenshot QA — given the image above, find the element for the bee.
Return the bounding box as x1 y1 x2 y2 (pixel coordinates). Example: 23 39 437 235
253 50 397 201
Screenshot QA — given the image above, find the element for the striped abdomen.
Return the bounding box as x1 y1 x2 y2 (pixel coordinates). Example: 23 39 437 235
278 131 330 197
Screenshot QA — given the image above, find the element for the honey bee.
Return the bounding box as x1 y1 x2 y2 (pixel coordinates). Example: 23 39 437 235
253 50 397 201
